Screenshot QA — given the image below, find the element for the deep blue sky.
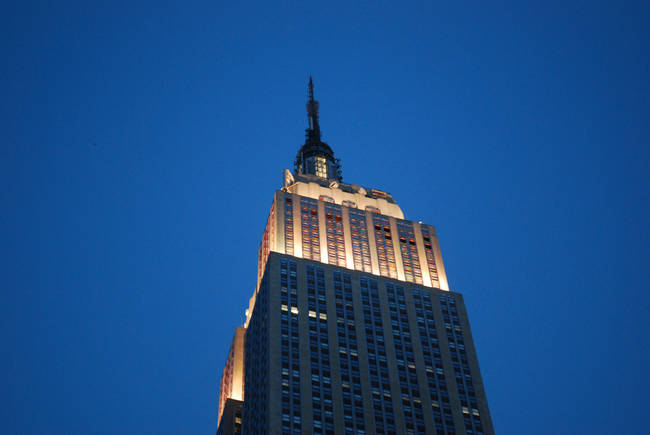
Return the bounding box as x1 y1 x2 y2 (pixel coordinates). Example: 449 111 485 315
2 1 648 434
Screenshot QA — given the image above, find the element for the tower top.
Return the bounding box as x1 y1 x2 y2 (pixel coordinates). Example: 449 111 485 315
295 77 342 182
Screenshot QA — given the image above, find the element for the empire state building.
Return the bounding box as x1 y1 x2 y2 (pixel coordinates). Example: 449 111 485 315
217 78 494 435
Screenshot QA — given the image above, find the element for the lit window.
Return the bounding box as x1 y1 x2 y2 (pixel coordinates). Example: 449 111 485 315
315 156 328 178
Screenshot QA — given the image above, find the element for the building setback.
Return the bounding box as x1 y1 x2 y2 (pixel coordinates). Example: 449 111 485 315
217 78 494 435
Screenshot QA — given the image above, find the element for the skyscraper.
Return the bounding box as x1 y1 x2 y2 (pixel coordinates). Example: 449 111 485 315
217 78 494 435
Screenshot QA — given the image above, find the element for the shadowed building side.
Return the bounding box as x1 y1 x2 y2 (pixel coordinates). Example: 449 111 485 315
217 399 243 435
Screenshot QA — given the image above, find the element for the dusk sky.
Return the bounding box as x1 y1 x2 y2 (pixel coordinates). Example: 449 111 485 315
2 1 649 434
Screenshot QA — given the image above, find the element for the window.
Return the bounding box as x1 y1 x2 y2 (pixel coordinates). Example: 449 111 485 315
315 156 328 178
319 195 334 203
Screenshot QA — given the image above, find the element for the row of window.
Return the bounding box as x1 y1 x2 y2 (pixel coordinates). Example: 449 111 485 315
397 222 423 285
413 288 456 434
300 198 321 262
333 273 365 434
308 266 336 434
440 296 483 435
349 209 372 273
420 227 440 285
372 215 398 279
284 196 294 256
325 203 346 268
282 196 440 287
257 202 275 285
360 278 396 433
280 261 302 434
386 284 425 434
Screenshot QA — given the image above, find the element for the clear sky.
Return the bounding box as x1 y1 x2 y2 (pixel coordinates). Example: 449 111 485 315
2 1 648 434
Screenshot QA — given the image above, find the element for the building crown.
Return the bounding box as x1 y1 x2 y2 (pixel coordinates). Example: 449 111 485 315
294 76 342 182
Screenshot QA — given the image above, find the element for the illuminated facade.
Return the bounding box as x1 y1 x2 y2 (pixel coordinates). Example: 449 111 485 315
217 78 493 435
218 327 245 423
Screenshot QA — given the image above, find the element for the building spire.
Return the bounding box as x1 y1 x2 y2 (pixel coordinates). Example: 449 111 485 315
295 76 342 182
306 75 321 143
